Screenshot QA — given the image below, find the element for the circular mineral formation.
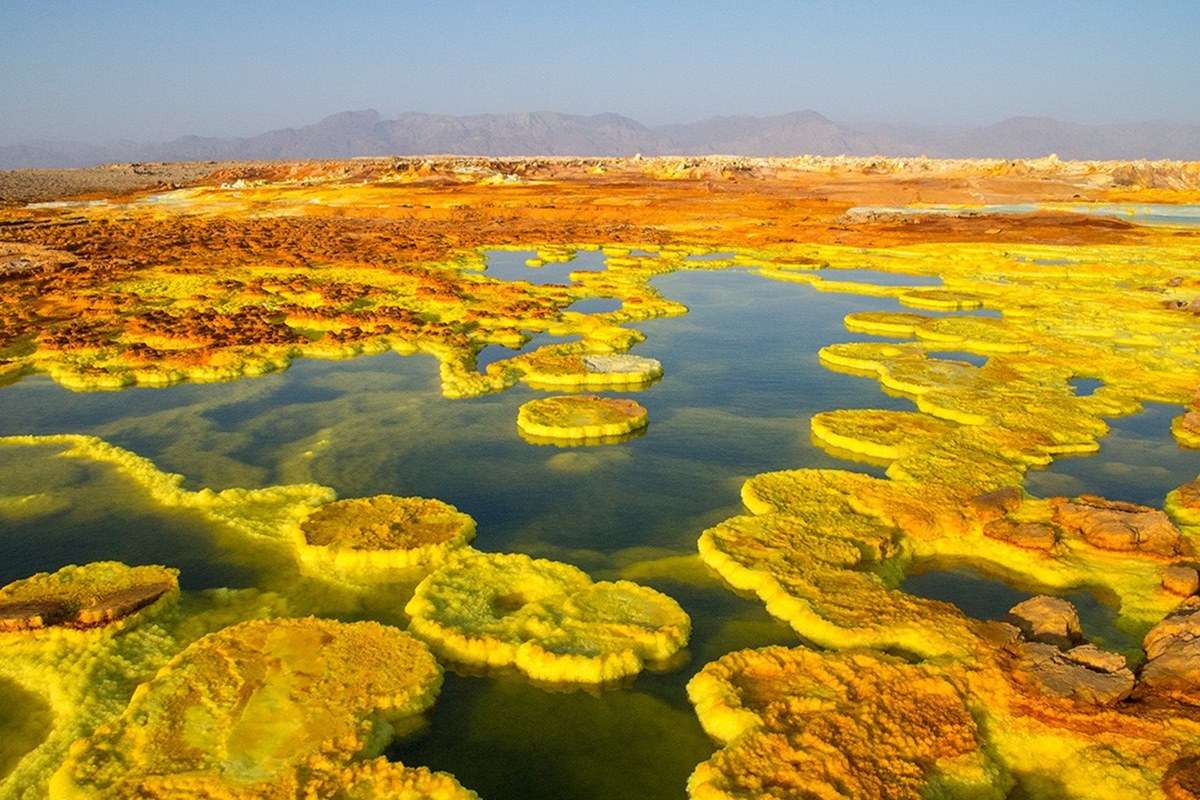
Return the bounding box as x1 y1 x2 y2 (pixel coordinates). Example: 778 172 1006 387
405 552 690 684
0 562 177 633
520 351 663 389
516 394 648 441
50 617 465 798
298 495 476 576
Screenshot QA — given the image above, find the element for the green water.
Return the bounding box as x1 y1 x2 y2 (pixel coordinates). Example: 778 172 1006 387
0 253 1195 797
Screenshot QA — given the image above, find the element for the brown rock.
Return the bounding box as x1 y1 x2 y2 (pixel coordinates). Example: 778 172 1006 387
978 620 1023 648
1066 643 1128 673
0 598 70 632
1164 757 1200 800
1052 495 1185 557
0 565 178 633
1136 597 1200 705
1163 566 1200 597
1144 597 1200 659
983 518 1058 550
1013 641 1134 705
1007 595 1082 649
74 581 175 628
969 486 1023 522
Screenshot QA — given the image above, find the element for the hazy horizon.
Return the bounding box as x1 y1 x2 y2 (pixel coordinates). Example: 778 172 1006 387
3 1 1199 147
11 106 1200 150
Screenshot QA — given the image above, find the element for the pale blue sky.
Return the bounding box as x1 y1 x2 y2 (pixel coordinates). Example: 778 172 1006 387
2 0 1197 144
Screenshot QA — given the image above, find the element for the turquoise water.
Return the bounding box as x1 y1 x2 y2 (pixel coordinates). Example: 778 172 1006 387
0 250 1194 797
1056 203 1200 227
0 269 906 590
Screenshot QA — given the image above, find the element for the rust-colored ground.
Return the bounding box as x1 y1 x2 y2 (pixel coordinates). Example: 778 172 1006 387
2 155 1197 392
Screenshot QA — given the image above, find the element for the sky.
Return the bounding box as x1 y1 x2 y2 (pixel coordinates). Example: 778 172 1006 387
2 0 1198 145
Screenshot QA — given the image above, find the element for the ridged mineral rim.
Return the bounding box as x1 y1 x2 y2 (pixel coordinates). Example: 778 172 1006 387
516 394 649 441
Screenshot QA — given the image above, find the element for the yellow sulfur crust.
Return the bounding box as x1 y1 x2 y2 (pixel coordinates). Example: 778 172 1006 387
516 395 649 441
406 552 690 684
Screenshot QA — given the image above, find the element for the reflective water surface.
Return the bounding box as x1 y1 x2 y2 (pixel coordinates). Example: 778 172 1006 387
0 251 1195 799
1026 402 1200 507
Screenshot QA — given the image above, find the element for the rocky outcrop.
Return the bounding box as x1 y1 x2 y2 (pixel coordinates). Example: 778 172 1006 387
1007 596 1082 649
1052 495 1186 557
1003 597 1134 705
969 486 1023 521
1163 565 1200 597
1012 641 1134 705
1136 596 1200 705
0 562 177 632
984 518 1059 550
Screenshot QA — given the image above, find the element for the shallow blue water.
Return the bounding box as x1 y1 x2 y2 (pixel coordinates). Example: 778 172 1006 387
927 350 988 367
482 248 606 284
566 297 622 314
1069 377 1104 396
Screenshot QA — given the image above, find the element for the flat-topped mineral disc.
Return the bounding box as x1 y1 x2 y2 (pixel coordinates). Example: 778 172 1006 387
516 395 648 442
513 348 663 391
297 495 476 577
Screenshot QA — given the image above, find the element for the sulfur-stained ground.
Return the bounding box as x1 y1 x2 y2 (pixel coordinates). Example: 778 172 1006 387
1 156 1200 799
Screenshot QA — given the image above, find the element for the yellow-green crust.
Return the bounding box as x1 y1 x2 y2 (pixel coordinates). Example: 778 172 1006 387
0 562 178 633
516 395 649 441
297 496 476 575
405 552 690 684
50 617 460 798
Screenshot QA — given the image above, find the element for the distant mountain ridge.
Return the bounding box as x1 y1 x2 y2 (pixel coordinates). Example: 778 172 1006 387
4 109 1199 168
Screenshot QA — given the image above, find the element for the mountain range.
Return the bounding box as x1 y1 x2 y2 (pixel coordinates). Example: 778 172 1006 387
4 109 1199 168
